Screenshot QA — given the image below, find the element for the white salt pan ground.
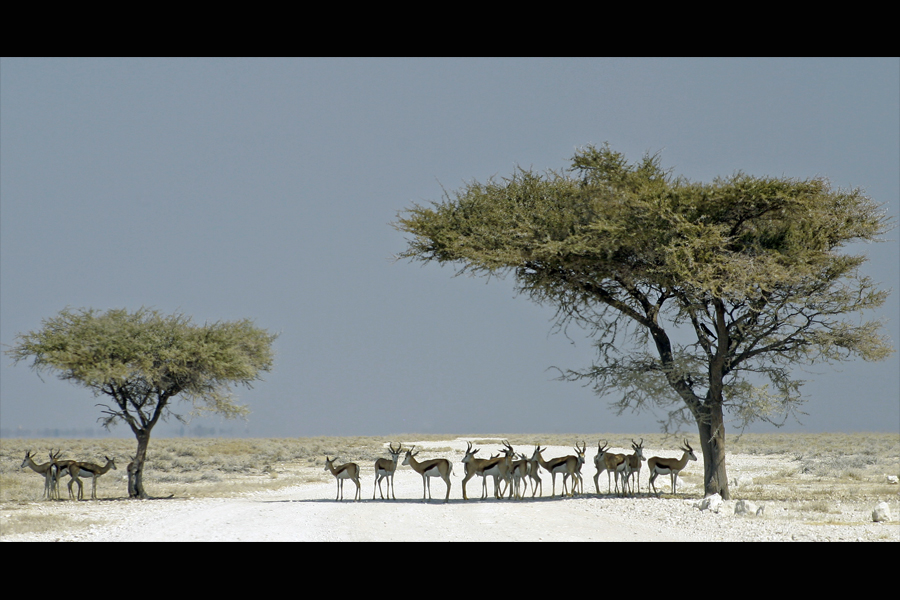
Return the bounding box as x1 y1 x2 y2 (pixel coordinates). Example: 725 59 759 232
3 439 898 542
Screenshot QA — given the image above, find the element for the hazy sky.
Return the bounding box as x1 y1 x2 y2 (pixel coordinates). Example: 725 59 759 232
2 57 898 438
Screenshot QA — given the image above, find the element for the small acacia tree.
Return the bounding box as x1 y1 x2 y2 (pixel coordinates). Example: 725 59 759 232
394 144 893 499
7 307 277 498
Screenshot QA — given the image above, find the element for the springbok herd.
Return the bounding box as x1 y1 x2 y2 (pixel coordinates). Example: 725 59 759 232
20 449 117 500
324 439 699 502
19 439 698 503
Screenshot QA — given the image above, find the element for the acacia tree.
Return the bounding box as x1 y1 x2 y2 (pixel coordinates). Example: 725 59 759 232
394 144 893 499
7 307 277 498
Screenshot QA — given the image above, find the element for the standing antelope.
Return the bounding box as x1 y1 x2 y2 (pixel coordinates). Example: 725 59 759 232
528 446 544 498
525 446 543 498
21 450 57 500
533 444 582 497
483 442 516 499
48 449 83 500
403 446 453 502
67 456 117 500
324 456 361 501
567 442 587 496
647 440 697 496
373 442 403 500
622 439 646 496
505 452 531 499
462 441 502 500
47 449 72 500
594 441 626 496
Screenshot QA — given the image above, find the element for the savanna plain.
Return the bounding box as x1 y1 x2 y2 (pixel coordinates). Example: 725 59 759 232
1 432 898 542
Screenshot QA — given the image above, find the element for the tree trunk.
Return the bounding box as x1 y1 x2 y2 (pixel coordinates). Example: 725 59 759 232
696 401 730 499
126 460 138 497
129 430 151 499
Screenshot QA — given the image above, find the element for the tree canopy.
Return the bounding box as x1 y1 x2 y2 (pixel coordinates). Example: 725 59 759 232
395 144 893 498
7 307 277 498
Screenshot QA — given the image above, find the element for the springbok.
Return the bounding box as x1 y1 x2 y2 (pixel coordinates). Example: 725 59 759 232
373 442 403 500
46 449 83 500
594 441 626 495
403 446 453 502
66 456 117 500
21 450 57 500
324 456 361 501
525 447 543 498
622 439 646 496
533 444 583 497
482 442 517 499
647 440 697 496
567 442 587 496
47 449 72 500
461 441 503 500
504 452 531 499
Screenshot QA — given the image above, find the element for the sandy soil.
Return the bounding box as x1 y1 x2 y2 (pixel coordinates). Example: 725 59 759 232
3 438 898 542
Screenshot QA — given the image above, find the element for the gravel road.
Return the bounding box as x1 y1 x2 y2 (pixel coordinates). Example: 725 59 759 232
3 440 897 542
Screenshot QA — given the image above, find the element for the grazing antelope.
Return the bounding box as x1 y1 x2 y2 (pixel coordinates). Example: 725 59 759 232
403 446 453 502
533 444 583 497
324 456 361 501
66 456 117 500
622 439 646 496
594 441 626 495
647 440 697 496
21 450 58 500
373 442 403 500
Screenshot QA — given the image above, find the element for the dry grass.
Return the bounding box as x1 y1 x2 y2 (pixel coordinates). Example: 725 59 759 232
3 433 896 503
2 432 898 538
0 504 106 535
0 435 460 504
726 433 900 504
